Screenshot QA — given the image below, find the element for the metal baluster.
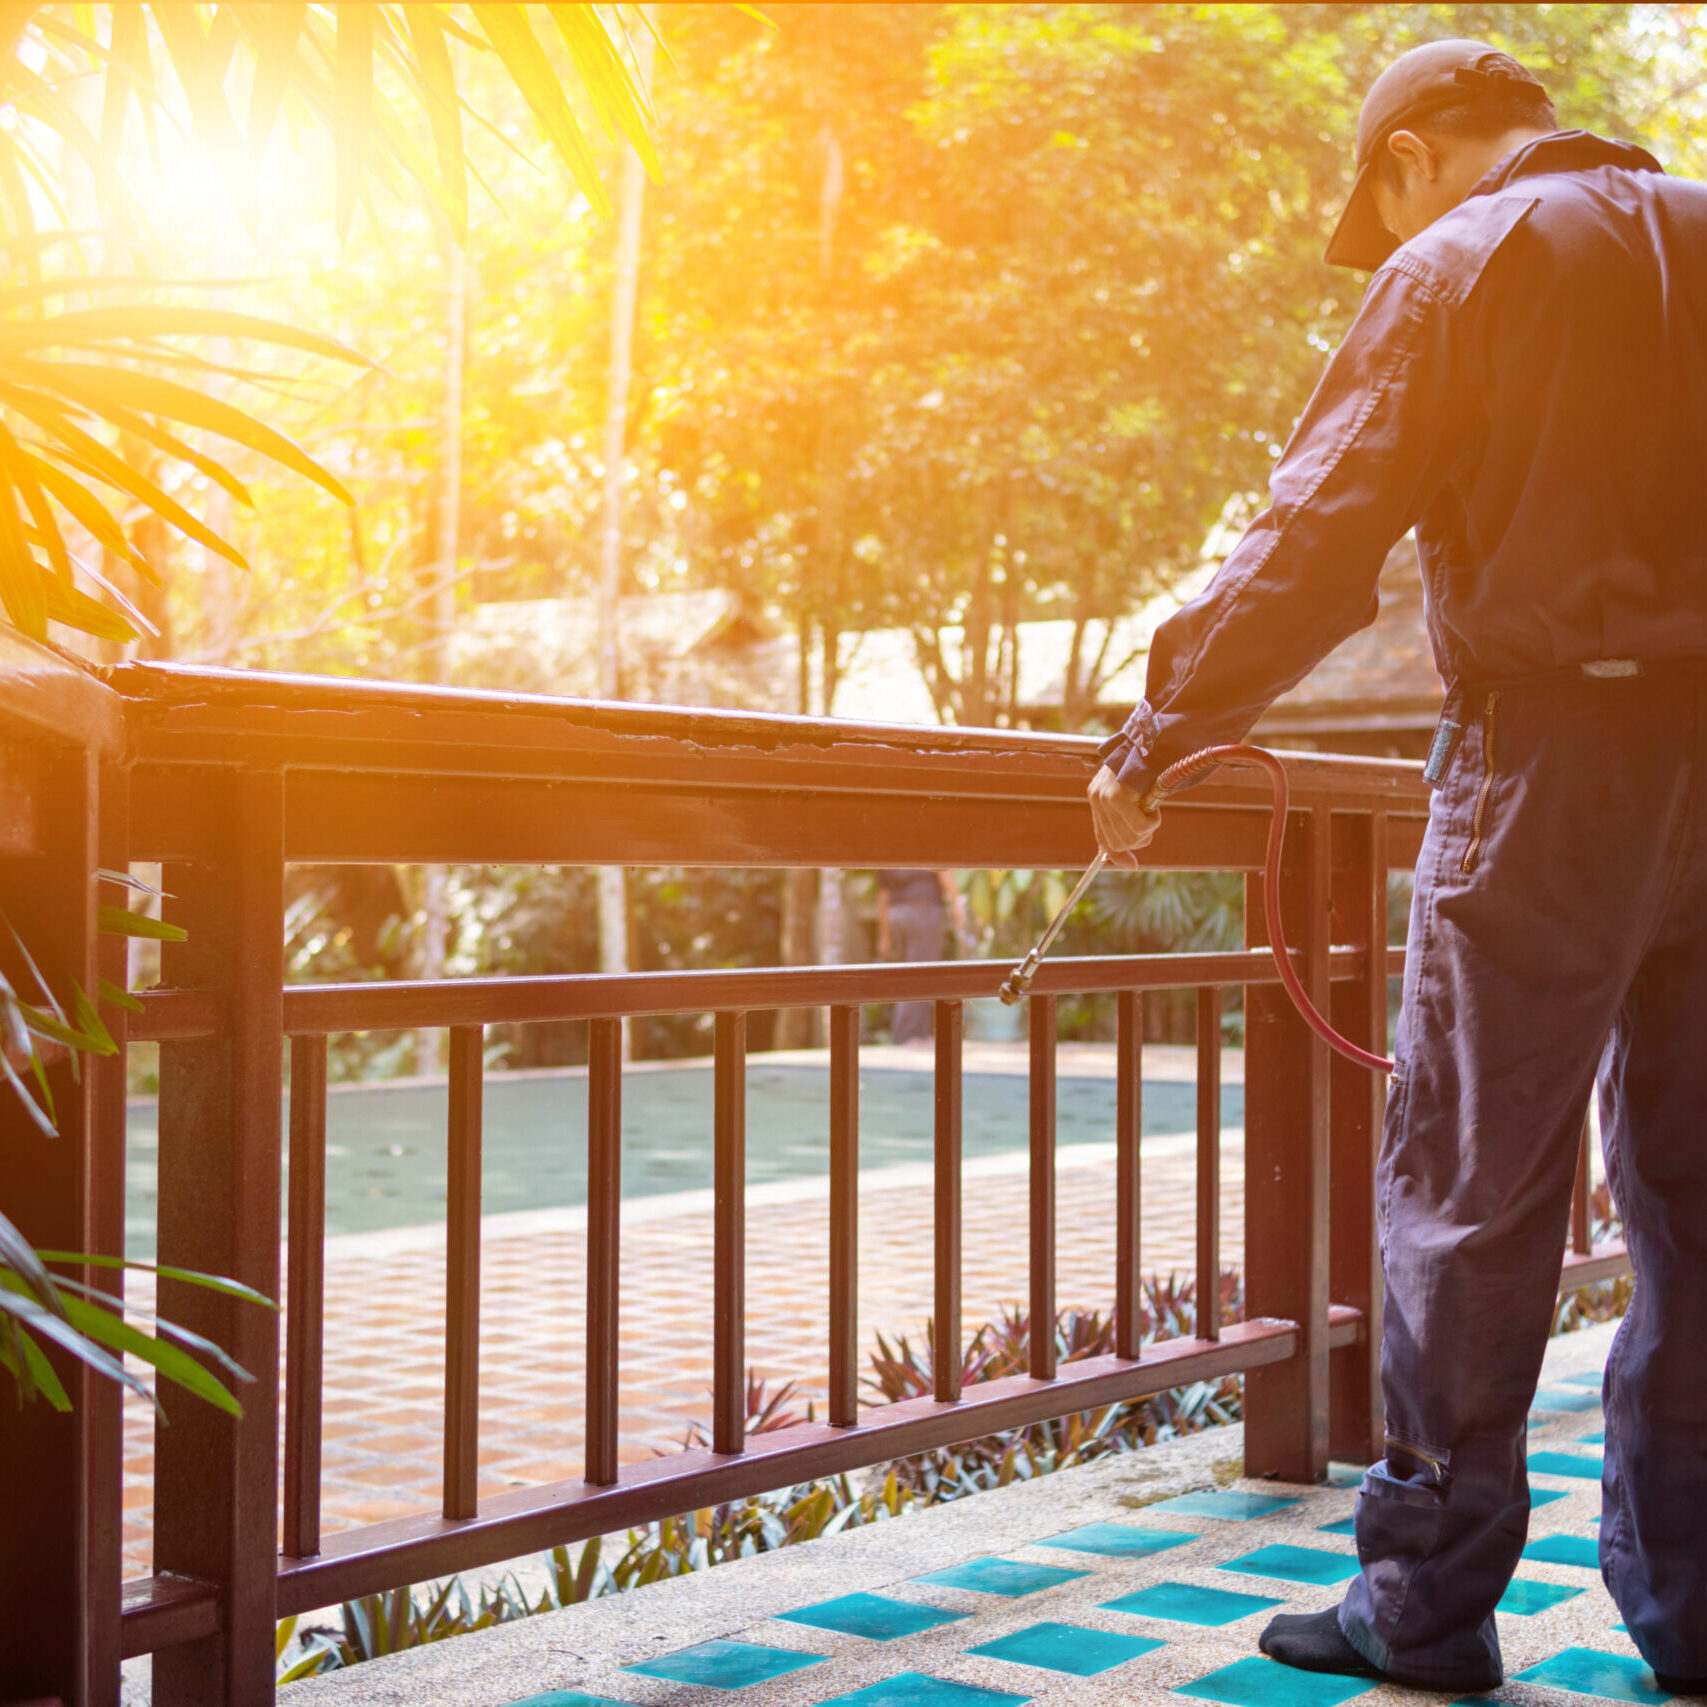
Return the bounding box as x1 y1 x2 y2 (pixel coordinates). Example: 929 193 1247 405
934 999 963 1402
829 1005 860 1427
585 1017 622 1485
444 1024 484 1519
1115 990 1143 1361
1030 993 1057 1380
1196 986 1222 1341
714 1011 747 1454
283 1034 327 1557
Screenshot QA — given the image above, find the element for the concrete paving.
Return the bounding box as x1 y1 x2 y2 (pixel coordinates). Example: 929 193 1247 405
278 1319 1649 1707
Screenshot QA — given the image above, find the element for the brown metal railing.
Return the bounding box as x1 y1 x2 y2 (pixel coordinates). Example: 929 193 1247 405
0 646 1626 1706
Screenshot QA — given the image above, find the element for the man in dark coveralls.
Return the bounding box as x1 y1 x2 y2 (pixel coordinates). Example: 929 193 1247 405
1089 39 1707 1696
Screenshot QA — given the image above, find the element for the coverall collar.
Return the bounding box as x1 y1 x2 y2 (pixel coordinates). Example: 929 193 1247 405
1466 129 1664 199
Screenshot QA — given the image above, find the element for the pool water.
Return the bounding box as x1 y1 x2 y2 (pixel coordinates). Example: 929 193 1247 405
125 1061 1242 1257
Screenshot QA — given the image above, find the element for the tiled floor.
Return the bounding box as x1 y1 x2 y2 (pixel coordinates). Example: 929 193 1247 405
284 1319 1671 1707
121 1048 1249 1575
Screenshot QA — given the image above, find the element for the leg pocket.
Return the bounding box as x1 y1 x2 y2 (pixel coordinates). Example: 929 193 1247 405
1355 1461 1449 1614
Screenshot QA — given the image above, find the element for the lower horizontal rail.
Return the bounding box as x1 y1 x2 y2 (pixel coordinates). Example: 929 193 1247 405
118 1573 219 1661
1558 1241 1630 1291
138 1317 1303 1628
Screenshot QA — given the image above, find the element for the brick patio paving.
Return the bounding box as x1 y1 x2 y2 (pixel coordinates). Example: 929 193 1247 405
123 1044 1246 1576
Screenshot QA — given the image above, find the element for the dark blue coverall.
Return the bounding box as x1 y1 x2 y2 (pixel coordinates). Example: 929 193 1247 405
1100 132 1707 1687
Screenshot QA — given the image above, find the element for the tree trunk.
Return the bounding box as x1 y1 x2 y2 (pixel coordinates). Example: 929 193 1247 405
595 13 655 1060
417 217 469 1074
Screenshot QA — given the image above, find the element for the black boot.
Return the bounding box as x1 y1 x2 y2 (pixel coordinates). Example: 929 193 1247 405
1258 1607 1382 1677
1261 1604 1504 1693
1655 1676 1707 1696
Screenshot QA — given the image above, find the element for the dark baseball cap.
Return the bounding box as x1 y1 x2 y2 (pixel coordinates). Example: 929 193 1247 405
1325 39 1549 271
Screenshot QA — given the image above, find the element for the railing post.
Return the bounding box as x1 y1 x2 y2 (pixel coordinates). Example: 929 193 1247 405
0 739 114 1706
153 769 285 1707
1329 811 1387 1464
1243 803 1332 1484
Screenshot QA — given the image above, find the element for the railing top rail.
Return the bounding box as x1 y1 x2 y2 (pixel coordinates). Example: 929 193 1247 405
0 630 124 756
106 659 1430 812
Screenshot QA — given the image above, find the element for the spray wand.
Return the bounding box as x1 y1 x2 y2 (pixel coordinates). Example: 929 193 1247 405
998 743 1394 1076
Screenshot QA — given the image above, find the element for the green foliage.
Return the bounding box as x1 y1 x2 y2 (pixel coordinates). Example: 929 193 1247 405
1 879 271 1413
281 863 785 1075
865 1277 1246 1500
101 3 1660 714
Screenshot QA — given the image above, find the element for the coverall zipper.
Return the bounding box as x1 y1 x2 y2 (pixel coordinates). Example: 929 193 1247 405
1385 1431 1452 1489
1461 690 1502 874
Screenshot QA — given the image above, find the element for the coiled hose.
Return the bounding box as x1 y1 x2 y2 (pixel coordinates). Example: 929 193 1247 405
999 743 1395 1076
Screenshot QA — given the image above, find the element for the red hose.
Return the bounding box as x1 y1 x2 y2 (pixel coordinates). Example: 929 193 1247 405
1146 745 1395 1075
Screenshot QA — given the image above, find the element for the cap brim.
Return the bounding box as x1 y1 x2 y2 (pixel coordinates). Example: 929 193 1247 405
1324 160 1399 271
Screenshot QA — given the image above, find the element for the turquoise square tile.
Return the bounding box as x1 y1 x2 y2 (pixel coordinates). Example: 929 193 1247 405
913 1557 1088 1597
624 1639 826 1688
1317 1517 1357 1536
1326 1463 1365 1488
1558 1370 1605 1387
1514 1647 1670 1704
1523 1534 1601 1569
1103 1582 1282 1627
1532 1388 1603 1413
969 1621 1164 1676
1146 1491 1300 1522
1174 1656 1376 1706
1034 1523 1196 1560
1530 1450 1604 1481
1530 1487 1569 1509
1497 1576 1584 1615
510 1696 632 1707
817 1674 1032 1707
1218 1544 1361 1587
776 1594 966 1640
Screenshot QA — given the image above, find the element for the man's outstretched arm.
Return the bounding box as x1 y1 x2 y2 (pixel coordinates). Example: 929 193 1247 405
1092 263 1466 861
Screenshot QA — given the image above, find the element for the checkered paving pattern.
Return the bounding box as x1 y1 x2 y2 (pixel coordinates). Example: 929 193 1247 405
121 1088 1246 1576
499 1339 1661 1707
280 1323 1651 1707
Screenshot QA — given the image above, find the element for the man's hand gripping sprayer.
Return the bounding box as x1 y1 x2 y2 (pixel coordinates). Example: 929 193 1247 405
999 744 1395 1076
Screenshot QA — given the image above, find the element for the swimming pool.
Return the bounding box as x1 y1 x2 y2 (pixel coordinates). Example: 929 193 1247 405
124 1059 1243 1256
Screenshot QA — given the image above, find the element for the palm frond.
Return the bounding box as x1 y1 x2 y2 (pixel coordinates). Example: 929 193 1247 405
0 4 668 644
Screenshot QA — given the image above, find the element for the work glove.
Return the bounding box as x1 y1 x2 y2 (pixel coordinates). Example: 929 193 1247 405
1088 764 1161 870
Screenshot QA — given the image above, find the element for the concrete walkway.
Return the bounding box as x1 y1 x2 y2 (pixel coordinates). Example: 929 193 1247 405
281 1319 1647 1707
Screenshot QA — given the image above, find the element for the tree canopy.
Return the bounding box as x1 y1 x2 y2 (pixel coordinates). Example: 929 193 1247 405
11 2 1695 734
